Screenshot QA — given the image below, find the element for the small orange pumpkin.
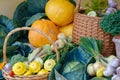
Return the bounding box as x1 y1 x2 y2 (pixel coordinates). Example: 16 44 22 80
28 19 59 47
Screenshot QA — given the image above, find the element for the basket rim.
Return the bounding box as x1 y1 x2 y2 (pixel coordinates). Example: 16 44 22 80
74 12 101 19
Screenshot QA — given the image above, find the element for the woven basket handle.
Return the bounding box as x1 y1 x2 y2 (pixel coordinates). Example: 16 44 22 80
3 27 59 63
74 0 81 12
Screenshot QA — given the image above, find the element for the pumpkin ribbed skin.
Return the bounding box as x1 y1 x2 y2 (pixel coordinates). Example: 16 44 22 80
45 0 75 27
28 19 59 47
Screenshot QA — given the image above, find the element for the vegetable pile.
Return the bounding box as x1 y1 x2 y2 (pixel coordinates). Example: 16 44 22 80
84 0 118 17
0 0 120 80
84 0 108 17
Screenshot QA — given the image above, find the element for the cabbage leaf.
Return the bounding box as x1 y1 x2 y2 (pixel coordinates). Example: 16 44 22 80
25 13 46 26
27 0 48 14
13 1 32 27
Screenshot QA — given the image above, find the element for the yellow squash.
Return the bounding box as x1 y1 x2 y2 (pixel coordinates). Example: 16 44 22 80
45 0 75 26
44 59 56 71
12 62 26 75
37 69 49 75
29 61 42 73
59 23 73 36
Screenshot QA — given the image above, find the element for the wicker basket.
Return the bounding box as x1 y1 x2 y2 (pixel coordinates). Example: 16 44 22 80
2 27 59 80
73 11 115 57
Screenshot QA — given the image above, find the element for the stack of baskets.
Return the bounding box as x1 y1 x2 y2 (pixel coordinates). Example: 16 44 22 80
2 27 59 80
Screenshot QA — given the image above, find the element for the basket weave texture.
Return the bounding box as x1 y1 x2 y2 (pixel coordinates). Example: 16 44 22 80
2 27 59 80
2 69 48 80
73 13 115 56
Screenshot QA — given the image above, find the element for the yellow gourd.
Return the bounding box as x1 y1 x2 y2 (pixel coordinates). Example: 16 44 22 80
37 69 49 75
45 0 75 26
29 61 42 73
96 67 105 77
59 23 73 36
12 62 26 75
44 59 56 71
23 70 32 76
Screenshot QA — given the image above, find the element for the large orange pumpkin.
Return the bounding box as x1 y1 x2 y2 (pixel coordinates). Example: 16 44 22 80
28 19 59 47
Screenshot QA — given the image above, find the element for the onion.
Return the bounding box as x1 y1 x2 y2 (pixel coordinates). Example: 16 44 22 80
108 0 117 8
106 55 116 63
93 61 104 72
103 65 115 77
87 63 96 76
116 67 120 76
106 7 116 15
109 2 117 8
4 63 12 72
112 75 120 80
109 57 120 68
55 39 65 49
57 33 66 40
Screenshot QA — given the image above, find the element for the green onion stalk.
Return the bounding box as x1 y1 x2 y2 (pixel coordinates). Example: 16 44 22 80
79 37 108 66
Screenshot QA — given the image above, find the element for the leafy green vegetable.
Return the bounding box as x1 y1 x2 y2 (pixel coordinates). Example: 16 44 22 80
84 0 108 16
28 44 53 62
0 41 34 63
43 54 54 62
62 62 87 80
13 1 32 27
0 15 15 31
10 54 27 66
12 42 33 57
0 25 8 37
0 37 5 49
100 10 120 35
49 46 94 80
55 70 67 80
79 37 102 60
62 61 80 74
0 16 17 64
0 15 19 53
27 0 48 14
0 46 19 63
25 13 46 26
69 0 76 6
49 62 63 80
0 70 5 80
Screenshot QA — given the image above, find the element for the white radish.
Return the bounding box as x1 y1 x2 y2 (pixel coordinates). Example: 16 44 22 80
87 63 96 76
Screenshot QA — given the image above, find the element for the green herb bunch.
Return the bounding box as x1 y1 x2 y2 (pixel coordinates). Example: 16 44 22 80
84 0 108 16
100 10 120 36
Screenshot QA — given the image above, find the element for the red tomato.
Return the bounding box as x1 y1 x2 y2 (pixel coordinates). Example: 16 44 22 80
9 70 14 77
